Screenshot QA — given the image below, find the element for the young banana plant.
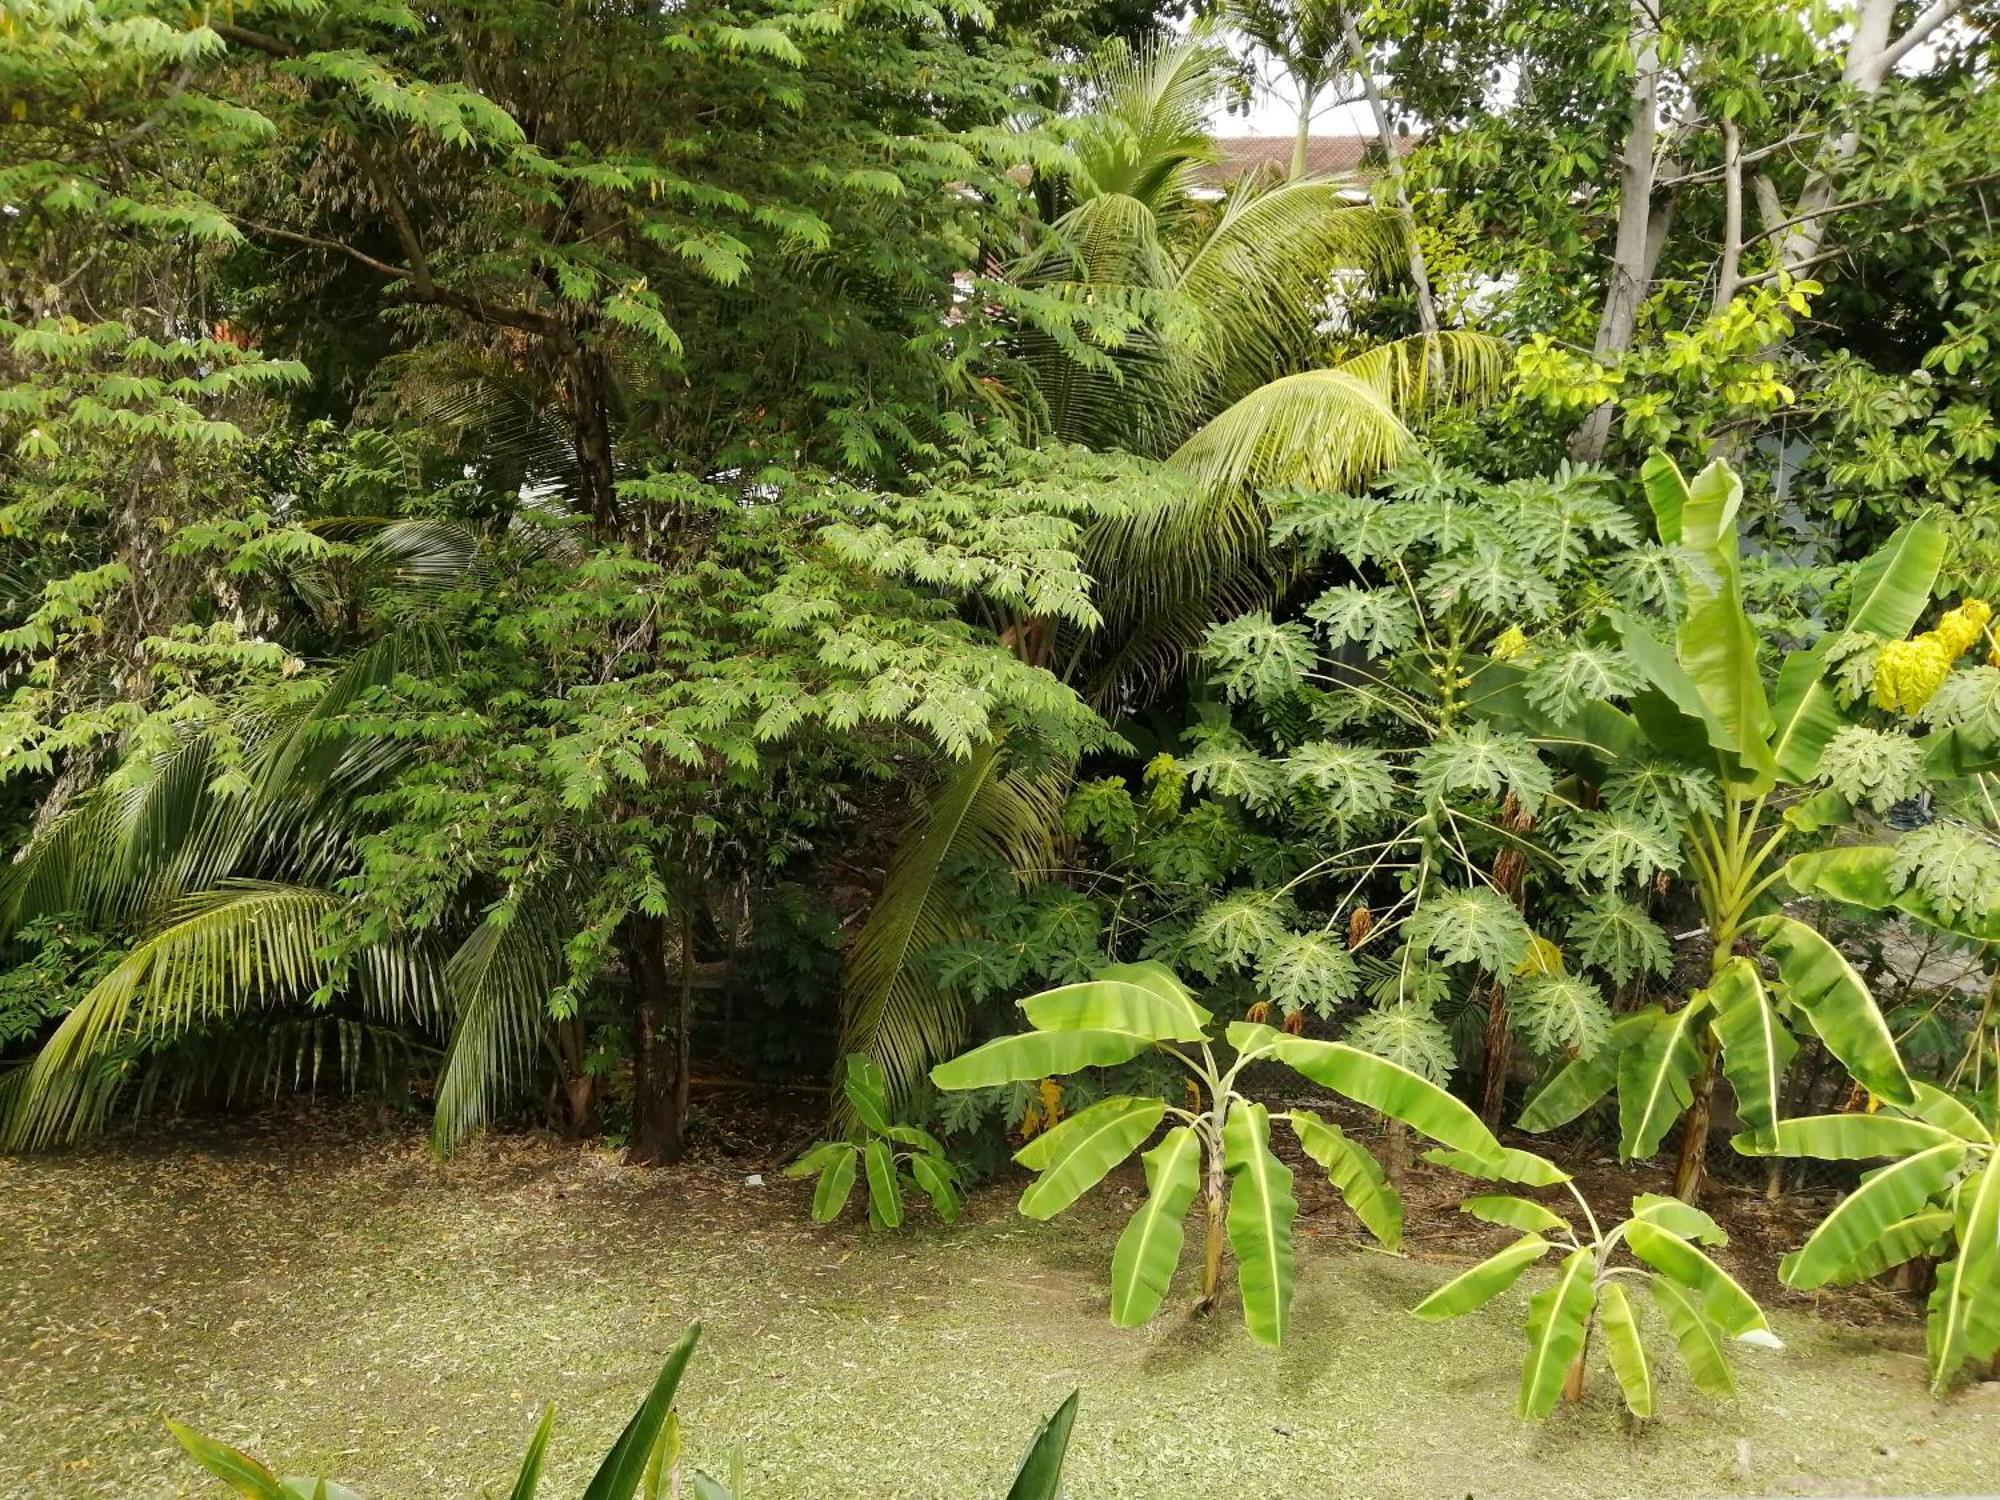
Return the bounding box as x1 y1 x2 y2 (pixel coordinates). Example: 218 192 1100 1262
168 1322 1082 1498
787 1054 962 1227
1412 1156 1780 1419
930 960 1508 1345
1735 1075 2000 1394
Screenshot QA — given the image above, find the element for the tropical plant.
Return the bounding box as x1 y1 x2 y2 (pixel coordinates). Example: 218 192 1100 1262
1490 451 1960 1197
787 1054 962 1226
929 959 1507 1343
168 1322 1081 1498
1732 1022 2000 1394
836 32 1510 1109
1413 1154 1780 1419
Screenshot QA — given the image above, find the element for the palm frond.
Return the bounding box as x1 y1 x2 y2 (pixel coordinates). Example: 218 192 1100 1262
1080 333 1510 704
1073 33 1228 209
839 739 1069 1106
1 882 440 1149
1176 182 1407 407
432 887 574 1152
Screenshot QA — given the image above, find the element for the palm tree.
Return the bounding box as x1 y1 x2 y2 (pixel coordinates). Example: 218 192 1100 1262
0 526 591 1154
839 33 1507 1105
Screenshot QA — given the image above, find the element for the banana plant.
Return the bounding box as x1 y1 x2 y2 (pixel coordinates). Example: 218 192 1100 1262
786 1054 961 1227
1488 450 1948 1199
168 1322 1081 1498
1734 1060 2000 1393
1519 914 1918 1182
1412 1153 1780 1420
929 960 1507 1344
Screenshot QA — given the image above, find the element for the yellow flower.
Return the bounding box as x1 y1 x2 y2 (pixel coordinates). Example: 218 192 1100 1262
1934 599 1993 659
1491 625 1529 661
1874 634 1954 714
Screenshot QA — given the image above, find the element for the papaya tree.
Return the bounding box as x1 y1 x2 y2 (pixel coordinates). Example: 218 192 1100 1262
1489 450 1953 1199
929 960 1507 1345
1413 1152 1780 1419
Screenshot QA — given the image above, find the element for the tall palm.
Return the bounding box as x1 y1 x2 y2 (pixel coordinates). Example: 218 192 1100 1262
840 34 1507 1105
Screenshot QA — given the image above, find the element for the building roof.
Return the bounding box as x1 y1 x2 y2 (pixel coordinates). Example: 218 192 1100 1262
1191 135 1416 188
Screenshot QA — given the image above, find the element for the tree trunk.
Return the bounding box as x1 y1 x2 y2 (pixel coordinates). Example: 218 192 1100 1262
625 911 686 1166
1290 97 1313 180
567 344 621 534
1197 1148 1228 1311
1343 11 1438 337
1562 1314 1594 1404
1570 0 1661 463
1673 1039 1718 1203
556 1016 597 1137
1381 1116 1408 1188
1478 979 1510 1128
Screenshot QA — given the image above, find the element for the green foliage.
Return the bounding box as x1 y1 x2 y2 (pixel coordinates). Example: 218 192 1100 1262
788 1055 961 1227
1413 1158 1779 1421
931 960 1505 1343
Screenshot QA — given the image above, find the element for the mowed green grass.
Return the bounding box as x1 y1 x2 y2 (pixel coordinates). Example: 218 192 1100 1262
2 1110 1995 1499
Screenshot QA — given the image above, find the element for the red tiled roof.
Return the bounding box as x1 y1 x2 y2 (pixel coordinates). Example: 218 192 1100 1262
1192 135 1416 186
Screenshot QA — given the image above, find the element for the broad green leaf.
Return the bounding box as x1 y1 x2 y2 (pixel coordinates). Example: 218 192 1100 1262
1291 1109 1403 1247
910 1153 962 1222
1734 1112 1962 1160
931 1029 1153 1090
1223 1101 1299 1346
1673 459 1776 785
1617 1000 1709 1160
1624 1221 1778 1345
1648 1274 1735 1397
1597 1281 1654 1418
1782 845 2000 944
1518 1248 1597 1419
784 1141 851 1178
1784 1143 1968 1290
811 1146 858 1222
1110 1125 1202 1327
1640 449 1687 544
582 1324 701 1500
1017 1096 1165 1220
1928 1154 2000 1394
1768 643 1845 781
1233 1023 1503 1158
1422 1145 1572 1186
1018 967 1212 1042
863 1138 903 1227
508 1405 556 1500
1846 512 1946 637
1518 1011 1653 1132
883 1122 947 1154
1750 915 1916 1106
1632 1193 1727 1246
1928 1250 2000 1396
841 1053 892 1132
1410 1233 1553 1320
1462 1194 1570 1235
1706 958 1795 1146
1005 1390 1079 1500
165 1423 291 1499
1899 1081 1994 1144
1816 1208 1953 1287
1017 1095 1158 1170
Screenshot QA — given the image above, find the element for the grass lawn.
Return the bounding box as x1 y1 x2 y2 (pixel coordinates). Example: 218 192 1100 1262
3 1107 1995 1499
